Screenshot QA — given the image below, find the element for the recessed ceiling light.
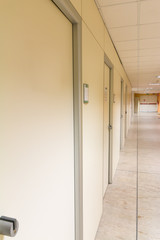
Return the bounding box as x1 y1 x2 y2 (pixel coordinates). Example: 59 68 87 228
149 83 160 86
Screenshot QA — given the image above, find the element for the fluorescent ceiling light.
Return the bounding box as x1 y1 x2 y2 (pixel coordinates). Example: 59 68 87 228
149 83 160 86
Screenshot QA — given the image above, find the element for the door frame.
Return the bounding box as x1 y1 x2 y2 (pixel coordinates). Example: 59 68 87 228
134 96 139 114
120 79 124 150
51 1 82 240
104 54 113 184
125 84 128 138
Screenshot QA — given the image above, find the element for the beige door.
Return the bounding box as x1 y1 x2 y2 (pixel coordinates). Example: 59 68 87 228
103 64 110 195
0 1 74 240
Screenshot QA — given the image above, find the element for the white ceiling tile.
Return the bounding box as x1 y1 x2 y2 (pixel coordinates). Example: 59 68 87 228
123 64 138 70
124 62 160 68
125 69 138 74
119 50 138 58
139 38 160 49
128 72 156 77
124 68 138 73
97 0 136 7
122 55 160 65
137 66 160 71
109 26 138 41
123 61 138 65
140 23 160 39
139 61 160 66
139 55 160 62
139 70 160 75
96 0 160 90
140 0 160 25
120 48 160 59
116 41 138 51
122 57 138 63
101 2 137 28
139 48 160 57
127 71 159 76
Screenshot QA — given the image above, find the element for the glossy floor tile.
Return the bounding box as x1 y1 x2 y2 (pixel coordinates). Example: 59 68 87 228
95 170 137 240
95 120 137 240
138 114 160 240
95 113 160 240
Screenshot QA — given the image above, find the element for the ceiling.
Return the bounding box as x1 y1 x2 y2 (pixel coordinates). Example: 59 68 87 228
95 0 160 93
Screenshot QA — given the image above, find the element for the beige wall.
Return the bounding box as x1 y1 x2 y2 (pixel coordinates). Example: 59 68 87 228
1 0 132 240
82 22 104 240
70 0 132 240
71 0 131 240
112 69 121 175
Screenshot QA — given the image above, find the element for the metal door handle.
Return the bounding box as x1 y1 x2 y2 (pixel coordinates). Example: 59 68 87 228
108 124 112 130
0 216 19 237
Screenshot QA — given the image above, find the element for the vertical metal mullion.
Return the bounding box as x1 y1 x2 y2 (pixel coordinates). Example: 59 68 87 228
73 21 83 240
108 68 113 184
136 1 141 240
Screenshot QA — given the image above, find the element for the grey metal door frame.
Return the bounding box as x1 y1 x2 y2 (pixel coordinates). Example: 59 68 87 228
104 54 113 184
125 84 128 138
120 79 124 150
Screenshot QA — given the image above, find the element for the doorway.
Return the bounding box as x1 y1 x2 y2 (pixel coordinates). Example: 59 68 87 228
134 96 139 113
103 60 113 195
120 79 124 150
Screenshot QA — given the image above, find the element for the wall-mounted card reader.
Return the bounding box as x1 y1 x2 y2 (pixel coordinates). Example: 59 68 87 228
83 84 89 104
0 216 19 237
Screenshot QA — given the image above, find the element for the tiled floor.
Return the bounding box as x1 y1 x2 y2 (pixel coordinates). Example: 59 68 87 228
95 113 160 240
138 113 160 240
